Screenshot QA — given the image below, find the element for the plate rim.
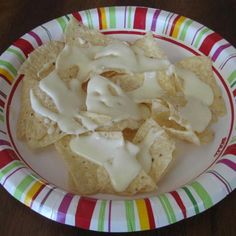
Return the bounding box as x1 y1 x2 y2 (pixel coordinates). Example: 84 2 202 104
0 6 235 232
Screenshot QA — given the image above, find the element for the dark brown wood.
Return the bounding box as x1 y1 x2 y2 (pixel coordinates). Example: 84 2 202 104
0 0 236 235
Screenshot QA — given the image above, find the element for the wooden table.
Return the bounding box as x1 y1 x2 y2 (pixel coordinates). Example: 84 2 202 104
0 1 236 235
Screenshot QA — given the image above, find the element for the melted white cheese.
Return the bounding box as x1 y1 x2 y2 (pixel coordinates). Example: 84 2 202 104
104 141 141 192
77 114 98 131
30 90 87 134
56 44 103 80
39 71 81 114
70 132 122 165
35 41 166 134
47 126 55 135
128 72 164 102
30 70 98 134
179 97 212 132
56 42 170 81
166 64 175 76
86 75 142 121
175 67 214 106
137 56 170 72
174 67 214 132
70 132 141 192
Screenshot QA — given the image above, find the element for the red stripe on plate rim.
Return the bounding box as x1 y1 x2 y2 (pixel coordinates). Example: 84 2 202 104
133 7 148 30
144 198 156 229
170 191 187 218
75 197 97 229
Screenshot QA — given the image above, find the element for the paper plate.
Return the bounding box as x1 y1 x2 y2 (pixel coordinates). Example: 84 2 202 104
0 6 235 232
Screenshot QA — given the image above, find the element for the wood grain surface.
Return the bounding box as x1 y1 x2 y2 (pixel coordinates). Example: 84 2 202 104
0 0 236 235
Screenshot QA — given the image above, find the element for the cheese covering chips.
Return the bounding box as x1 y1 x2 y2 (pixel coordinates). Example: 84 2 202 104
17 17 226 195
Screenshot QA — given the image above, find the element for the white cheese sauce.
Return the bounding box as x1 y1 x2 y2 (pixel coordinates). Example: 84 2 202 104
56 42 170 81
175 67 214 106
175 66 213 132
39 71 81 114
30 90 87 134
128 71 164 102
70 132 141 192
30 71 97 134
179 97 212 133
86 75 142 121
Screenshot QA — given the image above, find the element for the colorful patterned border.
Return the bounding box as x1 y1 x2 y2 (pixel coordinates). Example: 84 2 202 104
0 7 235 232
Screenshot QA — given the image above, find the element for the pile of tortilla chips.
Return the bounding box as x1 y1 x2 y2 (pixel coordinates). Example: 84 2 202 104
17 17 226 195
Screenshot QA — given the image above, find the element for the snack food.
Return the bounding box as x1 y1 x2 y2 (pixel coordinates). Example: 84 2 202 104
17 17 226 195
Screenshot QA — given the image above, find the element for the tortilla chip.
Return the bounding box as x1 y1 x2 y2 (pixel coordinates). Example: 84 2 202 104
176 56 226 120
123 128 137 141
97 167 156 195
80 111 112 126
157 70 177 95
131 32 167 59
133 118 175 183
95 104 149 132
65 16 117 46
57 65 79 82
173 71 184 93
17 78 35 140
197 128 215 144
100 71 120 78
162 94 187 108
151 99 184 129
163 102 200 145
17 41 68 148
151 98 169 114
102 72 144 92
16 77 65 149
55 135 100 195
97 118 142 132
101 61 177 96
56 133 156 195
19 41 64 80
151 99 200 145
64 17 81 45
17 37 91 149
37 62 55 79
17 72 84 149
164 127 200 145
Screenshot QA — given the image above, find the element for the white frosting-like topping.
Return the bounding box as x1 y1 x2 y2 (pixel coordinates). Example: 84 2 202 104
166 64 175 76
179 97 212 133
70 132 141 192
39 71 81 114
47 126 55 135
56 45 103 80
30 90 87 134
174 66 214 132
128 72 164 102
56 42 170 81
86 75 142 121
175 67 214 106
30 70 97 134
